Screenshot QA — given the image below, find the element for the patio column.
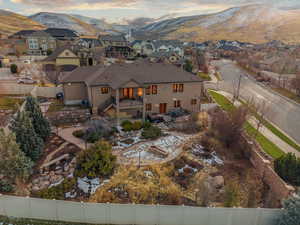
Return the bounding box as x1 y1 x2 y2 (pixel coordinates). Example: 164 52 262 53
116 88 120 126
142 87 146 121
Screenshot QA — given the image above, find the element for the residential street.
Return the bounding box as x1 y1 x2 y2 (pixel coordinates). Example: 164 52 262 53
208 59 300 144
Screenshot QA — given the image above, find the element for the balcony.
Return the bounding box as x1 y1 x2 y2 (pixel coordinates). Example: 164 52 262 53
119 97 143 109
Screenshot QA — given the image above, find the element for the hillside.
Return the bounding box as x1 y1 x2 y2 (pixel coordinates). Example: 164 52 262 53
135 5 300 44
0 9 44 36
29 12 100 35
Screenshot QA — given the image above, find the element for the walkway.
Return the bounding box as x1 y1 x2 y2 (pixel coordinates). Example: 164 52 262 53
57 126 91 150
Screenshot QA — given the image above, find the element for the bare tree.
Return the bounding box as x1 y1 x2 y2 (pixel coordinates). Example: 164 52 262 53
291 73 300 97
246 98 271 138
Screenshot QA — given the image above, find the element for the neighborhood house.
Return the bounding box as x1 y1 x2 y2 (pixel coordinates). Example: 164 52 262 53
62 61 203 121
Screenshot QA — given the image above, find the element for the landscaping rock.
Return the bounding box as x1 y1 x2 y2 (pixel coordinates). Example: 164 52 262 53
212 176 224 189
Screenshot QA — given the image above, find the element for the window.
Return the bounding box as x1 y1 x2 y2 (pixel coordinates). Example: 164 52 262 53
146 86 151 95
146 103 152 111
101 87 109 94
152 85 158 95
174 100 181 108
191 99 197 105
173 84 184 93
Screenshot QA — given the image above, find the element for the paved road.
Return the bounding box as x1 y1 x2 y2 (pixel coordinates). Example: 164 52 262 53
209 59 300 144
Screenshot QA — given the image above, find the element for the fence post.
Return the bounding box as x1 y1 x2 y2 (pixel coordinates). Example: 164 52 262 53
0 194 7 217
81 201 86 224
181 205 185 225
254 208 262 225
54 199 59 221
226 208 233 225
27 196 32 219
132 203 136 225
106 202 111 225
157 204 160 225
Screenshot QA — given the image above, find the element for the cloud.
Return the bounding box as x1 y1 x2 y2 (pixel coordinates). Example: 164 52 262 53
10 0 139 10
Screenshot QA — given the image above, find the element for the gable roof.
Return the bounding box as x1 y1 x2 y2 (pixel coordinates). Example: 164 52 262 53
11 30 37 37
45 28 78 39
42 45 77 62
28 30 53 38
62 61 202 89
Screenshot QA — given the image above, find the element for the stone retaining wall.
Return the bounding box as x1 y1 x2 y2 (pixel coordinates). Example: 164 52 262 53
47 109 91 125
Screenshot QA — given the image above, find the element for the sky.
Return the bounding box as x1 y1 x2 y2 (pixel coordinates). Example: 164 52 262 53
1 0 300 23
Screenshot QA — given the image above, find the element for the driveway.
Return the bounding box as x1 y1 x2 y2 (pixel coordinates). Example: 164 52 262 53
209 59 300 144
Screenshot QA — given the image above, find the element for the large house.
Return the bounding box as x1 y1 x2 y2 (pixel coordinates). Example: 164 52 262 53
26 30 57 55
61 61 203 122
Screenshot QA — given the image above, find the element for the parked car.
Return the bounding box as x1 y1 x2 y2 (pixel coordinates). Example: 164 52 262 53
17 78 37 84
23 60 31 64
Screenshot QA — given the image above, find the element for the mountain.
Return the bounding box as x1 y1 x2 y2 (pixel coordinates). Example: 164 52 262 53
0 9 44 36
29 12 100 35
135 4 300 44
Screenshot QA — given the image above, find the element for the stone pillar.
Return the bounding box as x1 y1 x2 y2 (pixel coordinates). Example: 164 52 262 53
142 87 146 121
116 88 120 126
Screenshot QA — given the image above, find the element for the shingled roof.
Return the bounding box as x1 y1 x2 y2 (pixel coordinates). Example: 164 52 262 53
42 45 77 62
62 61 202 89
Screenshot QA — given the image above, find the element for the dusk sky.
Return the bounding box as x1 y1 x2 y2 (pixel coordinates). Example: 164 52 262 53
1 0 300 23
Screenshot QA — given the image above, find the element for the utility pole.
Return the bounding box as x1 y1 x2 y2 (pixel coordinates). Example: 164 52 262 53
233 73 242 104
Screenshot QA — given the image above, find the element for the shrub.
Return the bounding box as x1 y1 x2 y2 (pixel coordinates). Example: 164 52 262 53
75 141 116 178
0 180 14 193
276 191 300 225
121 120 133 132
274 153 300 186
224 181 240 207
142 121 152 129
10 64 18 74
121 120 132 127
132 121 142 130
141 126 162 140
37 178 76 200
72 130 85 138
86 131 102 143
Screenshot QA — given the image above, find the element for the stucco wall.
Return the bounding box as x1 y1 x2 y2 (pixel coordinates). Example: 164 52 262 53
90 86 112 110
56 58 80 66
144 82 202 113
63 83 88 105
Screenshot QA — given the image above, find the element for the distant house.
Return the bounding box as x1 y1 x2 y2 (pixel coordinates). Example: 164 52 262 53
26 30 57 55
99 35 128 47
77 37 102 49
152 40 184 57
44 28 79 41
131 40 155 56
42 46 80 68
9 30 37 39
0 56 10 67
61 61 203 119
149 51 184 67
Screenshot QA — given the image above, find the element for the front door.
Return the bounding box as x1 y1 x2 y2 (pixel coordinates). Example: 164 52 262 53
123 88 134 99
159 103 167 114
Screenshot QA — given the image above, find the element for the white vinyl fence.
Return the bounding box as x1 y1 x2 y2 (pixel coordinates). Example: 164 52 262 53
0 195 282 225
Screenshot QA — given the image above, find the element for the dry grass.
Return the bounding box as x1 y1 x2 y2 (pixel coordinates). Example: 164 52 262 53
90 165 183 205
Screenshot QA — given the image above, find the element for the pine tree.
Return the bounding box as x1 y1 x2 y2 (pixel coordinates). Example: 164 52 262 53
0 129 33 182
25 96 51 141
277 192 300 225
10 111 44 161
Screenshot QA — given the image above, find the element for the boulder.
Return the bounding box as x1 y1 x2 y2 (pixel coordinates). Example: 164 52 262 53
212 176 224 189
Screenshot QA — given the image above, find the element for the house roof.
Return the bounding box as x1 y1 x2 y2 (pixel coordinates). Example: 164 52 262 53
62 61 202 89
42 45 77 62
100 35 127 42
45 28 78 39
11 30 37 37
28 30 53 38
152 40 183 49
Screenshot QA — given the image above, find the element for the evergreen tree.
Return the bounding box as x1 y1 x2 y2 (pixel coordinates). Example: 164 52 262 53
25 96 51 141
277 192 300 225
274 153 300 186
0 129 33 182
10 111 44 161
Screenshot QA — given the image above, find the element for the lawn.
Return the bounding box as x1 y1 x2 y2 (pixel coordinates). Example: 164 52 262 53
0 97 24 111
208 90 285 159
272 87 300 105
